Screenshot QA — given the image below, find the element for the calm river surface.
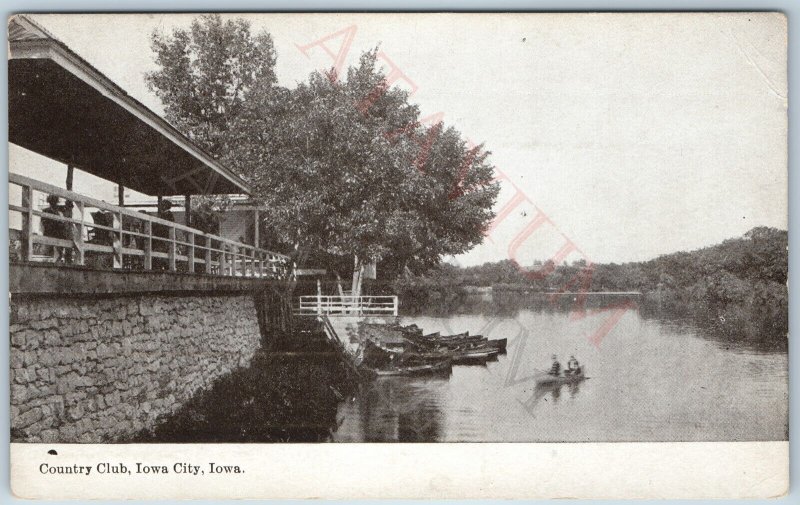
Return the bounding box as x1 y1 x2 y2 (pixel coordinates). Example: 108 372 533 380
333 298 788 442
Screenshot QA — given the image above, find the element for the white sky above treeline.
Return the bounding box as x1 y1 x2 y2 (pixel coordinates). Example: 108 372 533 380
15 13 787 266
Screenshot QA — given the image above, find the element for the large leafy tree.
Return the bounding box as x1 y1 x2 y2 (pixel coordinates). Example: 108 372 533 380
228 50 498 295
148 18 499 295
382 124 498 276
145 14 277 157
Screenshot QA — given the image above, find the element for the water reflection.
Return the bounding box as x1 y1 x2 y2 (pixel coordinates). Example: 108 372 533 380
518 381 584 416
334 294 788 442
404 292 787 353
134 293 787 444
131 351 356 443
338 377 446 442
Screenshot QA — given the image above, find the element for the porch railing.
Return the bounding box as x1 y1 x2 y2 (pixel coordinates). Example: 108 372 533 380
8 173 291 278
294 295 399 316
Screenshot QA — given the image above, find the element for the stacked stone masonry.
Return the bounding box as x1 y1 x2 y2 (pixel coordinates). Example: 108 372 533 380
9 294 262 442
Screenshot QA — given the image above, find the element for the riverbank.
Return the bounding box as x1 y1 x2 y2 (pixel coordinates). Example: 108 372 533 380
383 227 787 349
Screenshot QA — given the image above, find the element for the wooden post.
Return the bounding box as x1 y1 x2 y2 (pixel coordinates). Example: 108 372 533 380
116 187 125 268
204 236 212 274
187 232 195 273
66 165 74 191
220 243 228 276
112 212 122 268
74 201 85 265
184 194 192 228
66 166 76 263
317 279 322 315
168 226 176 271
253 209 260 247
143 221 152 270
20 185 33 261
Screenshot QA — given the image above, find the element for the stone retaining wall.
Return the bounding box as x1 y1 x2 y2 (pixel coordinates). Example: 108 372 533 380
10 293 263 442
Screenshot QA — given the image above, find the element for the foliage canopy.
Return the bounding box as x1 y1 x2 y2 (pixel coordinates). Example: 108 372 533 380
147 16 499 287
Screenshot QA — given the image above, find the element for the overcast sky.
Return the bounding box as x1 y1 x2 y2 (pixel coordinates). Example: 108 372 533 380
17 13 787 266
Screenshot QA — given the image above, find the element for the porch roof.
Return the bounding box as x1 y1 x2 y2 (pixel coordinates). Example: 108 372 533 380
8 16 252 197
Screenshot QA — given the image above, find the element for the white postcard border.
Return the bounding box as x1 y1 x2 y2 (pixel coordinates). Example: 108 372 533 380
11 441 789 499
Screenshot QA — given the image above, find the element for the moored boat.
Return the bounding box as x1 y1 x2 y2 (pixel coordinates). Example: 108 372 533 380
450 348 499 364
487 338 507 352
410 346 499 364
371 359 452 377
424 331 470 340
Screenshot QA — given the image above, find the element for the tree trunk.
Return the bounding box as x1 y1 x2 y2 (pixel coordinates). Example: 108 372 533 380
335 273 345 297
351 254 365 299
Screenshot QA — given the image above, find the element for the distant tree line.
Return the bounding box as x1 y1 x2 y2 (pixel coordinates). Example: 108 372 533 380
391 227 788 344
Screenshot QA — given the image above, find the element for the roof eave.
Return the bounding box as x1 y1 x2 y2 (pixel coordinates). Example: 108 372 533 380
9 37 253 196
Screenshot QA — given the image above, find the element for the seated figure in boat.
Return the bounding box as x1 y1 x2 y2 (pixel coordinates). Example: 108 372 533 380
549 355 561 376
566 355 582 375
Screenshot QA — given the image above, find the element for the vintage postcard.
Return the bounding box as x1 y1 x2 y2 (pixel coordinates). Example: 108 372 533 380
7 12 788 499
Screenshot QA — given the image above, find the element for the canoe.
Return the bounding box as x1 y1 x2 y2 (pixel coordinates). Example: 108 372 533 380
450 348 499 364
534 369 586 386
372 359 452 377
409 347 499 364
432 341 490 352
428 332 482 342
415 333 486 346
427 332 469 340
413 337 489 351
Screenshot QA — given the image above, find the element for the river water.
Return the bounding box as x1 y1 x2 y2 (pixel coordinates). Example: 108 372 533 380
332 297 788 442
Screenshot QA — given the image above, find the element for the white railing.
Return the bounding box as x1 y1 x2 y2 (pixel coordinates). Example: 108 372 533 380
8 173 291 278
295 295 399 316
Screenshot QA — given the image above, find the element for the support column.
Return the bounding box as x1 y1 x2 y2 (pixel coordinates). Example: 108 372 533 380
67 166 80 264
66 165 74 191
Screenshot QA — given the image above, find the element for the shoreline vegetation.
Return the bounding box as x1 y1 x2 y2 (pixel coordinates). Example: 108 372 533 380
387 227 788 351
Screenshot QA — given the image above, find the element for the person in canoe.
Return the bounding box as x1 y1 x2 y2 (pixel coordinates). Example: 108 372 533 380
566 355 582 375
549 355 561 376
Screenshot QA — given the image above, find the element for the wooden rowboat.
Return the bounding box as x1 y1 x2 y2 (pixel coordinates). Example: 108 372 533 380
411 347 499 364
450 348 499 364
534 369 586 386
426 331 469 340
372 359 452 377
